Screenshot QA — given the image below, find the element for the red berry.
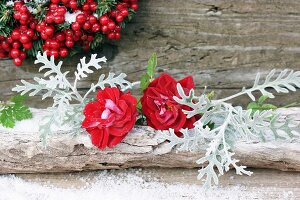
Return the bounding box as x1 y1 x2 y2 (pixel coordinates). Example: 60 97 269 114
49 4 58 10
110 10 117 17
50 40 60 49
121 9 129 17
81 34 88 40
50 49 59 58
20 13 29 21
13 12 21 20
69 0 78 9
115 32 121 40
115 25 121 32
51 0 61 3
65 29 74 37
55 32 66 42
99 16 109 25
59 48 68 57
19 34 30 43
82 22 91 30
107 22 116 30
76 14 86 24
26 29 35 38
82 4 90 11
101 25 109 33
65 40 74 47
13 58 22 66
44 26 55 36
107 32 116 40
116 15 124 23
87 35 94 42
74 30 82 37
91 23 101 32
23 42 33 49
41 32 49 40
14 2 23 11
11 30 21 40
89 15 97 24
10 49 20 59
54 15 64 24
46 15 54 23
12 41 21 49
20 51 26 59
19 5 28 13
71 22 81 31
29 21 37 29
89 2 97 12
131 4 138 11
57 6 67 16
6 36 13 43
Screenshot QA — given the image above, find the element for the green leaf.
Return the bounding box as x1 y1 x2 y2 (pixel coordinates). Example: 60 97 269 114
0 95 32 128
10 95 26 105
261 104 278 110
247 95 278 115
90 32 104 50
0 109 15 128
207 91 215 100
14 105 32 121
247 102 258 110
140 74 150 92
258 95 269 105
147 53 157 78
137 101 142 111
139 53 158 92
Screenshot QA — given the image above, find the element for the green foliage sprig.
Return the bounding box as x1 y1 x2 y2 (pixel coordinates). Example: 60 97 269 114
140 53 157 92
0 95 32 128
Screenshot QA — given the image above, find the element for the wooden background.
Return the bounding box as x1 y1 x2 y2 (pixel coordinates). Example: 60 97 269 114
1 0 300 107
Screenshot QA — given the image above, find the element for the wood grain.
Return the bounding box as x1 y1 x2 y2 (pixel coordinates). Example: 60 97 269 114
1 0 300 106
0 107 299 174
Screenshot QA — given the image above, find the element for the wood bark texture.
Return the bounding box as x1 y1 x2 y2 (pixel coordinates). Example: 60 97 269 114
0 108 299 174
1 0 300 106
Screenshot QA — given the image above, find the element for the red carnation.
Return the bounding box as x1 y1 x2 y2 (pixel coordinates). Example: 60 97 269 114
141 73 199 135
82 87 138 149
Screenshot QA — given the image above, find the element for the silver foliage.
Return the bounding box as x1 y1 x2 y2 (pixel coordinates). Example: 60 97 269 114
12 52 134 143
160 69 300 188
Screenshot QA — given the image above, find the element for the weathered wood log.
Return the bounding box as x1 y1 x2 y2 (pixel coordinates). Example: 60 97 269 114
0 107 299 174
1 0 300 106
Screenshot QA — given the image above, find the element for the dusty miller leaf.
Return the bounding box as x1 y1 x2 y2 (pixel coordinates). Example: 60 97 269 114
160 69 300 188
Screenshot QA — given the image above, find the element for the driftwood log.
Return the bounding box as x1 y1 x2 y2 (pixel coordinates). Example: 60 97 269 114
0 107 299 174
1 0 300 107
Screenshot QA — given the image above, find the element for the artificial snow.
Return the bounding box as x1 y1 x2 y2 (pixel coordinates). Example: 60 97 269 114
0 108 72 134
0 170 282 200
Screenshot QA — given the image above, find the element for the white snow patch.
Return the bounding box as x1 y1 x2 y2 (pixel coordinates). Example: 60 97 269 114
65 11 82 24
0 108 72 134
0 171 266 200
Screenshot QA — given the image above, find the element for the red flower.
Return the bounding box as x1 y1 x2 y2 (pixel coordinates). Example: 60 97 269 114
141 73 198 134
82 87 138 149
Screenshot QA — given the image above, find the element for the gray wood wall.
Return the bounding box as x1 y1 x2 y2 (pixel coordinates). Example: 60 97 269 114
1 0 300 107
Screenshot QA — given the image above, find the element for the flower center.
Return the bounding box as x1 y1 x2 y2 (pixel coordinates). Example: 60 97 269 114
101 99 122 119
154 95 175 116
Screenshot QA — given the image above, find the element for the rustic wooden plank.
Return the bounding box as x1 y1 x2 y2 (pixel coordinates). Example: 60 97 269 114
1 0 300 106
0 107 299 174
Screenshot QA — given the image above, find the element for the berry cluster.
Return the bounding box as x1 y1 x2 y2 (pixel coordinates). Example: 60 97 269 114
0 0 138 66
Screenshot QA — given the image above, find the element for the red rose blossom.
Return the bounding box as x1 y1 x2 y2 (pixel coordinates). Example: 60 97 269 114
82 87 138 149
141 73 198 134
